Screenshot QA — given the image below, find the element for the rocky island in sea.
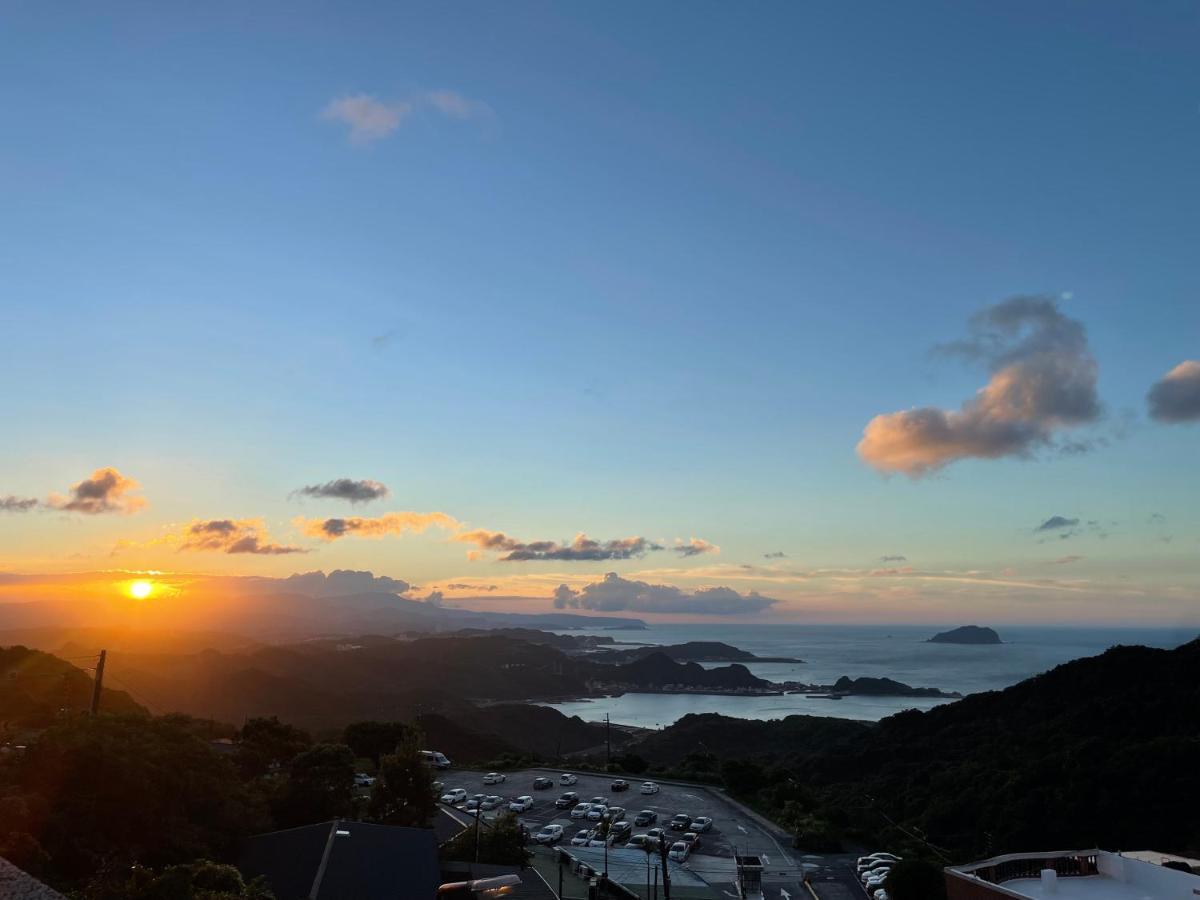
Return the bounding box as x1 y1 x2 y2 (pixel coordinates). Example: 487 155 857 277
927 625 1003 645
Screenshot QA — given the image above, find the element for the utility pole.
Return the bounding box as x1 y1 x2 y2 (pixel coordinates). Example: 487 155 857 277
657 836 671 900
473 806 482 863
604 713 611 768
89 650 107 715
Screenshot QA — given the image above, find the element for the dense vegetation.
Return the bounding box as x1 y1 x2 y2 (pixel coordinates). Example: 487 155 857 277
0 646 145 728
628 638 1200 859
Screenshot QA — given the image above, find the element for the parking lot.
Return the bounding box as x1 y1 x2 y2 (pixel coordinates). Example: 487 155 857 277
437 766 856 896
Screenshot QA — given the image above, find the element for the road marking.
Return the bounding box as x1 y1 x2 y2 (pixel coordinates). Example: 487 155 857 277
737 825 748 834
762 854 771 864
781 890 791 900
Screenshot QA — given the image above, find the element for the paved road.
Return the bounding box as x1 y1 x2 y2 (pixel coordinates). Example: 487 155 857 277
439 766 840 896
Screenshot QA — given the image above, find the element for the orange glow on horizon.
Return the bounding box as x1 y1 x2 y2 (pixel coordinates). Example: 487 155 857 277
128 579 154 600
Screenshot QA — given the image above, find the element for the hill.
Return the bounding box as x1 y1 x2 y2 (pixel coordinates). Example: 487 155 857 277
0 645 146 726
633 636 1200 858
588 640 804 664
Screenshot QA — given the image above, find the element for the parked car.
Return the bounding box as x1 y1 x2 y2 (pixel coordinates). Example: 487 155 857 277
354 773 376 787
870 853 902 863
559 773 578 785
640 781 660 794
508 795 534 813
483 772 506 785
533 776 553 790
691 816 713 833
625 835 653 850
420 750 452 770
668 841 690 862
669 814 691 831
587 805 608 821
863 868 893 885
682 831 700 849
608 821 632 843
873 891 890 900
440 788 467 804
480 795 503 810
555 791 580 809
610 779 629 792
534 824 564 845
607 807 626 822
646 827 666 843
570 803 593 819
589 796 606 805
865 875 888 892
464 798 481 813
570 829 593 847
633 810 658 827
432 781 444 794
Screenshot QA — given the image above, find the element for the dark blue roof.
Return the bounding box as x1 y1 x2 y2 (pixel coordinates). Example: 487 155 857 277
240 820 439 900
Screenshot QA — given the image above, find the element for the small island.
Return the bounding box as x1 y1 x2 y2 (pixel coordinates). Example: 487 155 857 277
830 675 961 699
588 640 805 665
927 625 1002 645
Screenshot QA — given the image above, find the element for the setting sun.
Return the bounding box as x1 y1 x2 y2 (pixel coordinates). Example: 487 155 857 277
128 580 154 600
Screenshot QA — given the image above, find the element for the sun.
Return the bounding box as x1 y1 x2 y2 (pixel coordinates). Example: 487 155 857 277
128 580 154 600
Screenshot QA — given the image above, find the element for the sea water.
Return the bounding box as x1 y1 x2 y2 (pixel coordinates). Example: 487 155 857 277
538 623 1195 726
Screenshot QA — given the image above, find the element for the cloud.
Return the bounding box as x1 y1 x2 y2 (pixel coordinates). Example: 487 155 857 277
673 538 719 558
880 554 907 563
180 518 307 555
292 478 390 505
763 551 787 559
858 297 1101 476
1 496 39 513
424 590 444 607
322 90 491 144
456 530 664 562
50 467 146 515
552 572 778 616
295 511 459 541
445 583 498 592
1147 360 1200 423
273 570 411 596
1051 555 1084 565
1035 515 1080 533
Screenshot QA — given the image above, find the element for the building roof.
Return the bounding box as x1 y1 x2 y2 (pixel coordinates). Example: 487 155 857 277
947 849 1200 900
439 862 558 900
239 819 439 900
434 806 472 845
560 846 719 897
0 858 67 900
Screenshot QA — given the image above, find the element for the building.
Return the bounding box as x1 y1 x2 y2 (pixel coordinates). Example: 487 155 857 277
438 862 558 900
556 846 720 900
945 848 1200 899
239 819 440 900
0 857 68 900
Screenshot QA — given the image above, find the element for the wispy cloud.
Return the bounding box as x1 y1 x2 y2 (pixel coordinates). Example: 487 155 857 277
295 511 459 541
1147 360 1200 423
1035 515 1079 533
50 467 146 515
180 518 307 555
456 530 664 562
673 538 719 558
763 551 787 559
291 478 390 505
858 297 1101 476
321 89 492 145
1 496 39 513
880 554 907 563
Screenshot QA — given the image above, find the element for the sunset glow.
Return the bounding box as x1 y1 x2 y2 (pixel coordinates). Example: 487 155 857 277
128 580 153 600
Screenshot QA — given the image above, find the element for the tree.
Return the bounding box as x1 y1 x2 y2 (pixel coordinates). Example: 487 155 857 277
721 759 767 796
14 714 264 881
368 731 436 827
273 743 356 827
236 717 311 779
344 721 417 764
884 859 948 900
440 813 530 867
79 859 275 900
615 753 648 774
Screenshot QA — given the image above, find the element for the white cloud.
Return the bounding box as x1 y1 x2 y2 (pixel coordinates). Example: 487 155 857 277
321 90 492 144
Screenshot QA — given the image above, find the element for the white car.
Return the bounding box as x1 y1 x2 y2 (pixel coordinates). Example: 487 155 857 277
354 773 376 787
534 824 564 845
640 781 660 794
668 841 690 862
559 773 578 785
440 788 467 804
870 853 902 863
570 803 593 819
587 805 608 821
863 868 892 885
570 829 594 846
508 795 534 812
866 876 888 892
873 891 890 900
480 795 503 810
483 772 506 785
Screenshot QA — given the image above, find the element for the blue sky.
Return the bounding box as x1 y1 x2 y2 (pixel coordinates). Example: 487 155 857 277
1 2 1197 624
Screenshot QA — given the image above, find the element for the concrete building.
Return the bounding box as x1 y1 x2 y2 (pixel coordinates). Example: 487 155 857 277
945 849 1200 899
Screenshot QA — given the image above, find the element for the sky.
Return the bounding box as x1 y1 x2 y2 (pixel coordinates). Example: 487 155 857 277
1 2 1198 625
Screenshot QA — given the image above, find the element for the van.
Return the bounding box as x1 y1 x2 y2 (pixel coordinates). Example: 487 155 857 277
420 750 452 769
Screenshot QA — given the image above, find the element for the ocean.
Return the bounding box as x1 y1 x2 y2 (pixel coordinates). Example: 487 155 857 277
538 623 1197 727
